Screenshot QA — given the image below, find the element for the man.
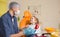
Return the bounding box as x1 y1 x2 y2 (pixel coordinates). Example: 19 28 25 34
0 2 24 37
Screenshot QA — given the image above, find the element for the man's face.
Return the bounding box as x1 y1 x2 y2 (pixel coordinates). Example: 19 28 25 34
12 6 20 16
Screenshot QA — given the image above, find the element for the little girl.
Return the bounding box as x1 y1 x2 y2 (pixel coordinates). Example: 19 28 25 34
29 16 42 37
23 16 42 37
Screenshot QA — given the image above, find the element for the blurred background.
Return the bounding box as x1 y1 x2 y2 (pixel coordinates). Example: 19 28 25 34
0 0 60 37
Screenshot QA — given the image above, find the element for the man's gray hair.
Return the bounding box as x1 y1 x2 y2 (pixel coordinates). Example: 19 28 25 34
9 2 20 9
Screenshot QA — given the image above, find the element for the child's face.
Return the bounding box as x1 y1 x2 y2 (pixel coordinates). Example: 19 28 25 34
30 17 37 24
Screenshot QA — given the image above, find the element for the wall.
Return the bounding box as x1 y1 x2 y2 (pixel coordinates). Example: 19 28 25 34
40 0 59 29
0 0 8 16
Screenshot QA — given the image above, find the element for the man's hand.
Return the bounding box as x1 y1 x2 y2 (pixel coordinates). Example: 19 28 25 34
18 30 24 36
10 34 19 37
10 31 24 37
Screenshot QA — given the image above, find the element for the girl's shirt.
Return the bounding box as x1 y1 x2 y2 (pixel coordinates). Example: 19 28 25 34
23 24 42 36
29 24 42 36
23 24 36 35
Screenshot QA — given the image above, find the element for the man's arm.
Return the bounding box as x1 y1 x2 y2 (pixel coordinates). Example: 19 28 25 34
1 16 11 37
10 30 24 37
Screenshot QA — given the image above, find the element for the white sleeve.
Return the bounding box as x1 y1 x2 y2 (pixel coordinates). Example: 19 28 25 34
35 26 42 36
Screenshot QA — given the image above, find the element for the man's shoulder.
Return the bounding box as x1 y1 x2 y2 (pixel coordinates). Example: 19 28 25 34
1 12 9 19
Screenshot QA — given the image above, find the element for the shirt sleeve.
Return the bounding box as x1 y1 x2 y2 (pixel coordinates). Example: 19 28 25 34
0 17 11 37
35 26 42 36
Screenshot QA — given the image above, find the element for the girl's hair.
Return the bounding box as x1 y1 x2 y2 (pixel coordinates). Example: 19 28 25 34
33 16 39 24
